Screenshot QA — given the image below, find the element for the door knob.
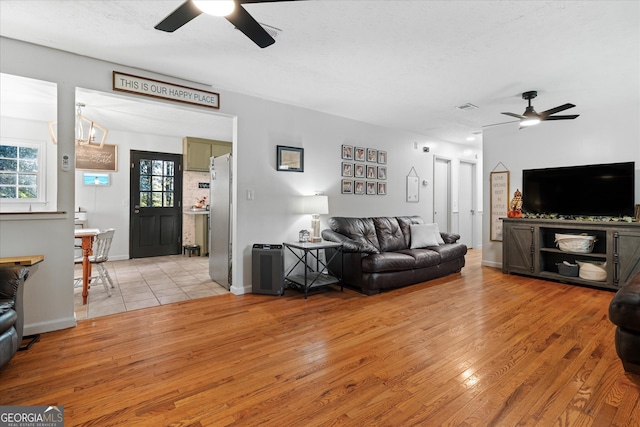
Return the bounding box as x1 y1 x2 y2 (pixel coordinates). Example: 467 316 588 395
134 209 140 214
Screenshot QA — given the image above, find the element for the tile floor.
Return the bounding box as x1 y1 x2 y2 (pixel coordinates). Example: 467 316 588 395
74 254 228 320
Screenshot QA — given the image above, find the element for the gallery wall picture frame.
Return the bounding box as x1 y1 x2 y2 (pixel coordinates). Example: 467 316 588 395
378 151 387 164
354 180 365 195
341 179 353 194
354 164 365 178
342 145 354 160
377 182 387 195
276 145 304 172
342 162 353 177
366 181 377 195
354 147 365 162
366 148 378 163
377 166 387 180
366 165 377 179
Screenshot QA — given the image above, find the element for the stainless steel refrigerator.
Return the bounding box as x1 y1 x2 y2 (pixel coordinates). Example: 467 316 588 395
209 153 232 290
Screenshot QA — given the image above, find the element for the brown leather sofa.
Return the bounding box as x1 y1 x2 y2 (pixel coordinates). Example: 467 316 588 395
0 266 28 369
609 273 640 375
321 216 467 295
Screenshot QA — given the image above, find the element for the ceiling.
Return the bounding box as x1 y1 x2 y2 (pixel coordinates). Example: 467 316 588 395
0 1 638 145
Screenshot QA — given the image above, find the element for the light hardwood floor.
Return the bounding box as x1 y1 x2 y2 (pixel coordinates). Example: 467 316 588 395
3 250 639 426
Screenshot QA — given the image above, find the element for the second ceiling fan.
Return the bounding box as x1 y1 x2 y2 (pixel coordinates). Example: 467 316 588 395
155 0 298 48
501 90 579 127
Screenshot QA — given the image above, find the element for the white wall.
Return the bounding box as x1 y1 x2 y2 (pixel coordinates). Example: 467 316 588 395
482 97 640 268
0 37 481 334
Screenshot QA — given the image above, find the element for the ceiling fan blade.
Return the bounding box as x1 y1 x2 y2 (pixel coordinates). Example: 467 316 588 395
501 112 525 119
238 0 299 3
155 1 202 32
226 4 275 48
539 103 575 117
543 114 580 121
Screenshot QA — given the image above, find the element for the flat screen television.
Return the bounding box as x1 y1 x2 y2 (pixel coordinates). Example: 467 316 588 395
522 161 635 217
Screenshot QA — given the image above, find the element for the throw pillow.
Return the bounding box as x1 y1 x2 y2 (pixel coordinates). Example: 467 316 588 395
428 223 446 245
410 224 440 248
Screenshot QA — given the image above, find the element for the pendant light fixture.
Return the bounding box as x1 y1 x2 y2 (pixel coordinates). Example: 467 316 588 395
48 102 108 148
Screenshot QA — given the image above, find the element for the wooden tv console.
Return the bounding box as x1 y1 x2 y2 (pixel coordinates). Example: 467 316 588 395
502 218 640 291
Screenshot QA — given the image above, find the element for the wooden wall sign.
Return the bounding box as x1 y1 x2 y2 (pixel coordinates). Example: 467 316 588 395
490 170 509 241
76 144 118 171
113 71 220 109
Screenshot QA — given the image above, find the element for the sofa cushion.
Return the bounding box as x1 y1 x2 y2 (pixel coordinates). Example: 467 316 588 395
396 249 442 268
374 217 407 252
410 223 441 248
362 252 418 273
328 217 380 253
426 244 468 263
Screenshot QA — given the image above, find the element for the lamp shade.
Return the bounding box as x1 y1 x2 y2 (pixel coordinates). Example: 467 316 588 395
302 195 329 215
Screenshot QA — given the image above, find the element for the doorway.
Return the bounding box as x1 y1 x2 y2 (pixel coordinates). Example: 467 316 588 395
458 160 477 248
433 157 451 232
129 150 183 258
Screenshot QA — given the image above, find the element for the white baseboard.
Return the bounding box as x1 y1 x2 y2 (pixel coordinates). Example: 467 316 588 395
481 260 502 269
230 284 249 295
24 316 76 336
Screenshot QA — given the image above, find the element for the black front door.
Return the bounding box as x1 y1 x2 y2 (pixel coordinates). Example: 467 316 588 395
130 150 183 258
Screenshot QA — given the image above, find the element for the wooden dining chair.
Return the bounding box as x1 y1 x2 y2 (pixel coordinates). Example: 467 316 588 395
74 229 116 297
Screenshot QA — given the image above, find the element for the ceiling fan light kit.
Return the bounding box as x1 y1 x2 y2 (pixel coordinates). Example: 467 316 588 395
193 0 235 17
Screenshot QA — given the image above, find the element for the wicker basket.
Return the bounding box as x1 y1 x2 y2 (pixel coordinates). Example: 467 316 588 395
554 233 596 253
576 260 607 281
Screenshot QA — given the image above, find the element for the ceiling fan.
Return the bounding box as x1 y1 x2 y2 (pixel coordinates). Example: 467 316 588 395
501 90 579 127
155 0 297 48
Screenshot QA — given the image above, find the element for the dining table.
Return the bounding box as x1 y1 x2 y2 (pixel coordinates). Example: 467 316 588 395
74 228 100 305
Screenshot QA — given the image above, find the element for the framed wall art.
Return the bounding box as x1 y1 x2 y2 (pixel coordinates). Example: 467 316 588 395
354 181 365 195
366 148 378 162
342 162 353 177
75 143 118 171
490 169 510 241
354 147 365 162
378 182 387 195
378 151 387 164
277 145 304 172
366 181 377 195
342 145 354 160
341 179 353 194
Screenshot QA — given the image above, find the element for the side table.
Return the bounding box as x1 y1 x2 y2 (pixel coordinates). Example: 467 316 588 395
283 241 343 298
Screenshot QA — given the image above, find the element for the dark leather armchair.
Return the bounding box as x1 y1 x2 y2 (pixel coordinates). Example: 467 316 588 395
609 273 640 375
0 266 28 369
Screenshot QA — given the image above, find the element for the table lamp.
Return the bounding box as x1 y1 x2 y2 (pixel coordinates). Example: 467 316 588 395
302 195 329 242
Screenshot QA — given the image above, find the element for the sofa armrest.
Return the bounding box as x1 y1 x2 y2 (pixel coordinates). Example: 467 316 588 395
440 232 461 244
0 266 29 303
321 230 379 254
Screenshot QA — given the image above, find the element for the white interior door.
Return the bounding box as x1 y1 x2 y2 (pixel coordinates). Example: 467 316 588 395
459 161 476 248
434 157 451 232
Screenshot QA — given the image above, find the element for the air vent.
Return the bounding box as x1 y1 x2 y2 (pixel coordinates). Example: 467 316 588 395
455 103 478 111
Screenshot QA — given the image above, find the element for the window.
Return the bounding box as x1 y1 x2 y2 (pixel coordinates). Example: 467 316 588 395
139 159 175 207
0 140 45 203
